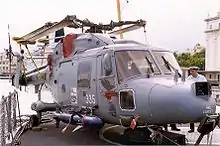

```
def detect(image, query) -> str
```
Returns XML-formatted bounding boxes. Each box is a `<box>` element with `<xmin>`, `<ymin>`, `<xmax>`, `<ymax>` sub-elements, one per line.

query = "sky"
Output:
<box><xmin>0</xmin><ymin>0</ymin><xmax>220</xmax><ymax>52</ymax></box>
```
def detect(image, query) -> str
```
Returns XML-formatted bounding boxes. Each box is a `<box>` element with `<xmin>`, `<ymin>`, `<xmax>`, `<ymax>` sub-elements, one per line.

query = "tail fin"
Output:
<box><xmin>54</xmin><ymin>28</ymin><xmax>64</xmax><ymax>43</ymax></box>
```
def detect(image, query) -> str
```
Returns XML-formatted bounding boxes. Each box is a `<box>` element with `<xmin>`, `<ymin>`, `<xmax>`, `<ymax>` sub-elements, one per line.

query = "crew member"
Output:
<box><xmin>170</xmin><ymin>124</ymin><xmax>180</xmax><ymax>131</ymax></box>
<box><xmin>187</xmin><ymin>66</ymin><xmax>207</xmax><ymax>82</ymax></box>
<box><xmin>163</xmin><ymin>124</ymin><xmax>180</xmax><ymax>131</ymax></box>
<box><xmin>187</xmin><ymin>66</ymin><xmax>207</xmax><ymax>133</ymax></box>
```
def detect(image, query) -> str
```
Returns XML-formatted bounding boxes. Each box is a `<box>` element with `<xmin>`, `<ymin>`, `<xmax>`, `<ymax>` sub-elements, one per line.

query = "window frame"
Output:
<box><xmin>119</xmin><ymin>88</ymin><xmax>136</xmax><ymax>111</ymax></box>
<box><xmin>114</xmin><ymin>50</ymin><xmax>161</xmax><ymax>84</ymax></box>
<box><xmin>101</xmin><ymin>53</ymin><xmax>113</xmax><ymax>77</ymax></box>
<box><xmin>77</xmin><ymin>61</ymin><xmax>92</xmax><ymax>89</ymax></box>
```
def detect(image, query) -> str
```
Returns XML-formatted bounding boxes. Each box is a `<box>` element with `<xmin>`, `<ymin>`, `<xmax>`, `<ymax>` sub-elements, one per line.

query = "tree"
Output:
<box><xmin>175</xmin><ymin>48</ymin><xmax>205</xmax><ymax>70</ymax></box>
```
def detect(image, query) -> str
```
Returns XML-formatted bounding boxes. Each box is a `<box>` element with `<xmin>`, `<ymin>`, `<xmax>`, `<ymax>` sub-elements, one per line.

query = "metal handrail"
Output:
<box><xmin>0</xmin><ymin>90</ymin><xmax>21</xmax><ymax>146</ymax></box>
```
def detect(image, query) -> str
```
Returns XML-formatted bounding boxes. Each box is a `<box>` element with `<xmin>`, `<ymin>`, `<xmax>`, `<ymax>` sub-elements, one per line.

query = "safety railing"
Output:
<box><xmin>0</xmin><ymin>90</ymin><xmax>21</xmax><ymax>146</ymax></box>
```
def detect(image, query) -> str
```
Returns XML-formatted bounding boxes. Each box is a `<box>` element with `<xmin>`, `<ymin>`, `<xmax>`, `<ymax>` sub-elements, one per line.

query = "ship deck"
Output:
<box><xmin>10</xmin><ymin>120</ymin><xmax>220</xmax><ymax>146</ymax></box>
<box><xmin>17</xmin><ymin>121</ymin><xmax>108</xmax><ymax>146</ymax></box>
<box><xmin>16</xmin><ymin>122</ymin><xmax>107</xmax><ymax>146</ymax></box>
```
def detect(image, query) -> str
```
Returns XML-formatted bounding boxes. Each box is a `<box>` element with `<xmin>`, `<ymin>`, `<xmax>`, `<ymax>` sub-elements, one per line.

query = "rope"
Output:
<box><xmin>143</xmin><ymin>25</ymin><xmax>148</xmax><ymax>44</ymax></box>
<box><xmin>0</xmin><ymin>90</ymin><xmax>24</xmax><ymax>146</ymax></box>
<box><xmin>12</xmin><ymin>93</ymin><xmax>17</xmax><ymax>131</ymax></box>
<box><xmin>15</xmin><ymin>91</ymin><xmax>22</xmax><ymax>127</ymax></box>
<box><xmin>0</xmin><ymin>96</ymin><xmax>6</xmax><ymax>146</ymax></box>
<box><xmin>22</xmin><ymin>45</ymin><xmax>45</xmax><ymax>82</ymax></box>
<box><xmin>24</xmin><ymin>45</ymin><xmax>40</xmax><ymax>74</ymax></box>
<box><xmin>4</xmin><ymin>94</ymin><xmax>15</xmax><ymax>146</ymax></box>
<box><xmin>147</xmin><ymin>126</ymin><xmax>181</xmax><ymax>146</ymax></box>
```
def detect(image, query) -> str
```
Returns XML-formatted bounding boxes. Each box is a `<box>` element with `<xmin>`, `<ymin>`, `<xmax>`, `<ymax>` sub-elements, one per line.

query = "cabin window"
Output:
<box><xmin>209</xmin><ymin>74</ymin><xmax>212</xmax><ymax>79</ymax></box>
<box><xmin>119</xmin><ymin>89</ymin><xmax>136</xmax><ymax>110</ymax></box>
<box><xmin>102</xmin><ymin>52</ymin><xmax>113</xmax><ymax>76</ymax></box>
<box><xmin>100</xmin><ymin>53</ymin><xmax>115</xmax><ymax>90</ymax></box>
<box><xmin>77</xmin><ymin>61</ymin><xmax>91</xmax><ymax>88</ymax></box>
<box><xmin>218</xmin><ymin>74</ymin><xmax>220</xmax><ymax>81</ymax></box>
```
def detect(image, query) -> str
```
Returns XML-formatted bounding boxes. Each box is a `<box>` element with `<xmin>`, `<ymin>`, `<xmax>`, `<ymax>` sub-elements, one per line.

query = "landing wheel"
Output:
<box><xmin>29</xmin><ymin>114</ymin><xmax>40</xmax><ymax>128</ymax></box>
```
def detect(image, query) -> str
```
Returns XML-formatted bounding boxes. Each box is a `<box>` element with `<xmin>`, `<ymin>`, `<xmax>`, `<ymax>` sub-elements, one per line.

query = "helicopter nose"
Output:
<box><xmin>149</xmin><ymin>81</ymin><xmax>216</xmax><ymax>124</ymax></box>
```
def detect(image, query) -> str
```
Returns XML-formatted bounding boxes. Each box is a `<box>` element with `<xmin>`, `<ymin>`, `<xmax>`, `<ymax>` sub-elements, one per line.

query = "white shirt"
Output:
<box><xmin>187</xmin><ymin>74</ymin><xmax>207</xmax><ymax>82</ymax></box>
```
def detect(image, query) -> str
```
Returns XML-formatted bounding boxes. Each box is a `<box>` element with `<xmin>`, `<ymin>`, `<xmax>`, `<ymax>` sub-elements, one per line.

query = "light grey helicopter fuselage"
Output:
<box><xmin>44</xmin><ymin>33</ymin><xmax>216</xmax><ymax>126</ymax></box>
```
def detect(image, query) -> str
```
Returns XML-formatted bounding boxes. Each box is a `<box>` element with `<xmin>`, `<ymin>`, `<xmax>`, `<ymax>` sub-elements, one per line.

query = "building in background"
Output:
<box><xmin>185</xmin><ymin>43</ymin><xmax>205</xmax><ymax>55</ymax></box>
<box><xmin>182</xmin><ymin>12</ymin><xmax>220</xmax><ymax>101</ymax></box>
<box><xmin>0</xmin><ymin>52</ymin><xmax>17</xmax><ymax>76</ymax></box>
<box><xmin>195</xmin><ymin>11</ymin><xmax>220</xmax><ymax>87</ymax></box>
<box><xmin>204</xmin><ymin>11</ymin><xmax>220</xmax><ymax>71</ymax></box>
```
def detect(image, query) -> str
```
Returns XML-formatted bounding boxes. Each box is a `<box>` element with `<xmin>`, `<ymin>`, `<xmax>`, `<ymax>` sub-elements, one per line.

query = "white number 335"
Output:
<box><xmin>86</xmin><ymin>94</ymin><xmax>96</xmax><ymax>104</ymax></box>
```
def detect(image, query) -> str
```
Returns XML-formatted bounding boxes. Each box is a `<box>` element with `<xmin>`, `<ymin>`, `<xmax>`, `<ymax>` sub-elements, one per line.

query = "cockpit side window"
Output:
<box><xmin>77</xmin><ymin>61</ymin><xmax>91</xmax><ymax>88</ymax></box>
<box><xmin>100</xmin><ymin>52</ymin><xmax>115</xmax><ymax>90</ymax></box>
<box><xmin>102</xmin><ymin>52</ymin><xmax>113</xmax><ymax>76</ymax></box>
<box><xmin>119</xmin><ymin>89</ymin><xmax>136</xmax><ymax>111</ymax></box>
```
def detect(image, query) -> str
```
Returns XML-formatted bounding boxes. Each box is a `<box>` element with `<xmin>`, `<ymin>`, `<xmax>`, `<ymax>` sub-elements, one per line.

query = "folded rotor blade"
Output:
<box><xmin>108</xmin><ymin>24</ymin><xmax>144</xmax><ymax>35</ymax></box>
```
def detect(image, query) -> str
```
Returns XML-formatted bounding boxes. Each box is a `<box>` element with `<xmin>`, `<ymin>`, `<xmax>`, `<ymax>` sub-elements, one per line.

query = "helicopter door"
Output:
<box><xmin>97</xmin><ymin>53</ymin><xmax>118</xmax><ymax>120</ymax></box>
<box><xmin>77</xmin><ymin>58</ymin><xmax>97</xmax><ymax>108</ymax></box>
<box><xmin>57</xmin><ymin>60</ymin><xmax>75</xmax><ymax>105</ymax></box>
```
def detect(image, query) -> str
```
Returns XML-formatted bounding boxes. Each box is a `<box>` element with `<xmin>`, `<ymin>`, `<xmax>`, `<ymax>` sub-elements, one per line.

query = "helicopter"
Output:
<box><xmin>10</xmin><ymin>15</ymin><xmax>220</xmax><ymax>145</ymax></box>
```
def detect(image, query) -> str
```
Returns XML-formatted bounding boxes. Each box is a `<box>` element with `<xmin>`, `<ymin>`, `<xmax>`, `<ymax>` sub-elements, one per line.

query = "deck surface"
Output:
<box><xmin>17</xmin><ymin>121</ymin><xmax>220</xmax><ymax>146</ymax></box>
<box><xmin>19</xmin><ymin>122</ymin><xmax>108</xmax><ymax>146</ymax></box>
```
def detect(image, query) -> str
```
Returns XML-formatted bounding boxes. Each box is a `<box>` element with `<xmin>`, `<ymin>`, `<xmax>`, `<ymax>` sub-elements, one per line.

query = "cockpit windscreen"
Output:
<box><xmin>115</xmin><ymin>50</ymin><xmax>160</xmax><ymax>83</ymax></box>
<box><xmin>152</xmin><ymin>51</ymin><xmax>182</xmax><ymax>75</ymax></box>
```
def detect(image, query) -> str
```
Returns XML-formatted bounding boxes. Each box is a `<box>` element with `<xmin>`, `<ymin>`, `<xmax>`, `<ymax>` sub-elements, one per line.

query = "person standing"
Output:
<box><xmin>170</xmin><ymin>124</ymin><xmax>180</xmax><ymax>131</ymax></box>
<box><xmin>187</xmin><ymin>66</ymin><xmax>207</xmax><ymax>133</ymax></box>
<box><xmin>163</xmin><ymin>124</ymin><xmax>180</xmax><ymax>131</ymax></box>
<box><xmin>187</xmin><ymin>67</ymin><xmax>207</xmax><ymax>82</ymax></box>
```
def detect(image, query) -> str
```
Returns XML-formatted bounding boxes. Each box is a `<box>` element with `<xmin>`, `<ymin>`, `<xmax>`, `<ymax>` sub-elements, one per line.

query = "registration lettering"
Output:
<box><xmin>86</xmin><ymin>94</ymin><xmax>96</xmax><ymax>104</ymax></box>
